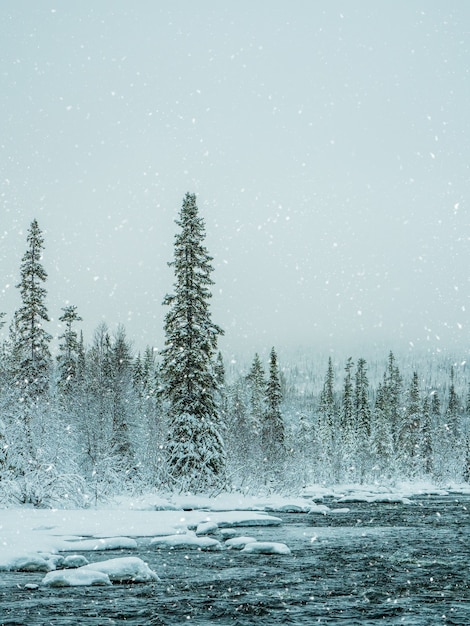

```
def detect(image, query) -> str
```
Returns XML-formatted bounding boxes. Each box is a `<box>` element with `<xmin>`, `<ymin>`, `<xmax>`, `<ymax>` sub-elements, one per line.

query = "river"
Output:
<box><xmin>1</xmin><ymin>494</ymin><xmax>469</xmax><ymax>625</ymax></box>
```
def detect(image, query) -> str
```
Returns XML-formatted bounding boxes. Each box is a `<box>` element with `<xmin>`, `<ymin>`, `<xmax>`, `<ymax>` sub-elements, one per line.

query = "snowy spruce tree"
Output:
<box><xmin>318</xmin><ymin>357</ymin><xmax>337</xmax><ymax>480</ymax></box>
<box><xmin>247</xmin><ymin>353</ymin><xmax>266</xmax><ymax>432</ymax></box>
<box><xmin>262</xmin><ymin>347</ymin><xmax>285</xmax><ymax>480</ymax></box>
<box><xmin>6</xmin><ymin>220</ymin><xmax>53</xmax><ymax>470</ymax></box>
<box><xmin>160</xmin><ymin>193</ymin><xmax>226</xmax><ymax>492</ymax></box>
<box><xmin>57</xmin><ymin>305</ymin><xmax>83</xmax><ymax>398</ymax></box>
<box><xmin>13</xmin><ymin>219</ymin><xmax>52</xmax><ymax>400</ymax></box>
<box><xmin>110</xmin><ymin>325</ymin><xmax>135</xmax><ymax>468</ymax></box>
<box><xmin>401</xmin><ymin>371</ymin><xmax>422</xmax><ymax>476</ymax></box>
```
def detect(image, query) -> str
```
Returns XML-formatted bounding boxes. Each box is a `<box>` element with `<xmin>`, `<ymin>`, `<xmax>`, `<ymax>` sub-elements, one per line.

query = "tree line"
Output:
<box><xmin>1</xmin><ymin>195</ymin><xmax>469</xmax><ymax>506</ymax></box>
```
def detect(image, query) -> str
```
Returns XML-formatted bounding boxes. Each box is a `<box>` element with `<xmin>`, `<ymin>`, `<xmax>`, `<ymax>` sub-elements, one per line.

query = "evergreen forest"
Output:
<box><xmin>1</xmin><ymin>195</ymin><xmax>470</xmax><ymax>507</ymax></box>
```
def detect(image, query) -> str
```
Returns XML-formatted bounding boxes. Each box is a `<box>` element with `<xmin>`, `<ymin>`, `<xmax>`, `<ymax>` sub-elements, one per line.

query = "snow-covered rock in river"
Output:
<box><xmin>219</xmin><ymin>528</ymin><xmax>238</xmax><ymax>539</ymax></box>
<box><xmin>307</xmin><ymin>504</ymin><xmax>330</xmax><ymax>515</ymax></box>
<box><xmin>264</xmin><ymin>502</ymin><xmax>311</xmax><ymax>513</ymax></box>
<box><xmin>81</xmin><ymin>556</ymin><xmax>159</xmax><ymax>583</ymax></box>
<box><xmin>43</xmin><ymin>568</ymin><xmax>112</xmax><ymax>587</ymax></box>
<box><xmin>241</xmin><ymin>542</ymin><xmax>292</xmax><ymax>555</ymax></box>
<box><xmin>195</xmin><ymin>521</ymin><xmax>219</xmax><ymax>536</ymax></box>
<box><xmin>63</xmin><ymin>554</ymin><xmax>89</xmax><ymax>568</ymax></box>
<box><xmin>150</xmin><ymin>532</ymin><xmax>222</xmax><ymax>551</ymax></box>
<box><xmin>0</xmin><ymin>553</ymin><xmax>53</xmax><ymax>572</ymax></box>
<box><xmin>225</xmin><ymin>536</ymin><xmax>257</xmax><ymax>550</ymax></box>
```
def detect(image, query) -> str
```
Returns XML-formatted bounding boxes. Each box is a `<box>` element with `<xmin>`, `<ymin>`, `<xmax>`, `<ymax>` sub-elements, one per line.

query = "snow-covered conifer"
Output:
<box><xmin>160</xmin><ymin>193</ymin><xmax>225</xmax><ymax>492</ymax></box>
<box><xmin>354</xmin><ymin>358</ymin><xmax>371</xmax><ymax>438</ymax></box>
<box><xmin>421</xmin><ymin>394</ymin><xmax>433</xmax><ymax>475</ymax></box>
<box><xmin>318</xmin><ymin>357</ymin><xmax>336</xmax><ymax>448</ymax></box>
<box><xmin>371</xmin><ymin>378</ymin><xmax>394</xmax><ymax>479</ymax></box>
<box><xmin>445</xmin><ymin>366</ymin><xmax>460</xmax><ymax>438</ymax></box>
<box><xmin>13</xmin><ymin>219</ymin><xmax>52</xmax><ymax>400</ymax></box>
<box><xmin>353</xmin><ymin>357</ymin><xmax>371</xmax><ymax>481</ymax></box>
<box><xmin>247</xmin><ymin>353</ymin><xmax>266</xmax><ymax>431</ymax></box>
<box><xmin>400</xmin><ymin>371</ymin><xmax>422</xmax><ymax>476</ymax></box>
<box><xmin>111</xmin><ymin>325</ymin><xmax>134</xmax><ymax>465</ymax></box>
<box><xmin>340</xmin><ymin>357</ymin><xmax>354</xmax><ymax>436</ymax></box>
<box><xmin>57</xmin><ymin>305</ymin><xmax>82</xmax><ymax>398</ymax></box>
<box><xmin>385</xmin><ymin>351</ymin><xmax>403</xmax><ymax>453</ymax></box>
<box><xmin>263</xmin><ymin>347</ymin><xmax>285</xmax><ymax>476</ymax></box>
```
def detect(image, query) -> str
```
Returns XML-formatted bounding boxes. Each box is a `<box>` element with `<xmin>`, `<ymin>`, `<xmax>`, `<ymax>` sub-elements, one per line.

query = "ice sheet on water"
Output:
<box><xmin>61</xmin><ymin>536</ymin><xmax>137</xmax><ymax>551</ymax></box>
<box><xmin>337</xmin><ymin>493</ymin><xmax>412</xmax><ymax>504</ymax></box>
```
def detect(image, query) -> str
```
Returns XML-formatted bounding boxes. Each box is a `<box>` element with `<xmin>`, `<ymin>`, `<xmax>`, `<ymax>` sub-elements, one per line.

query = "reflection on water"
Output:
<box><xmin>1</xmin><ymin>495</ymin><xmax>469</xmax><ymax>625</ymax></box>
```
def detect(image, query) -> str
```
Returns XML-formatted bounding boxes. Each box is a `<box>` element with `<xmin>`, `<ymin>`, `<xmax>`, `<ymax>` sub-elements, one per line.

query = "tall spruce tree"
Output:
<box><xmin>445</xmin><ymin>366</ymin><xmax>460</xmax><ymax>438</ymax></box>
<box><xmin>318</xmin><ymin>357</ymin><xmax>336</xmax><ymax>446</ymax></box>
<box><xmin>354</xmin><ymin>358</ymin><xmax>371</xmax><ymax>438</ymax></box>
<box><xmin>421</xmin><ymin>394</ymin><xmax>433</xmax><ymax>475</ymax></box>
<box><xmin>110</xmin><ymin>325</ymin><xmax>134</xmax><ymax>466</ymax></box>
<box><xmin>14</xmin><ymin>219</ymin><xmax>52</xmax><ymax>400</ymax></box>
<box><xmin>354</xmin><ymin>357</ymin><xmax>371</xmax><ymax>481</ymax></box>
<box><xmin>384</xmin><ymin>351</ymin><xmax>403</xmax><ymax>454</ymax></box>
<box><xmin>247</xmin><ymin>353</ymin><xmax>266</xmax><ymax>434</ymax></box>
<box><xmin>371</xmin><ymin>378</ymin><xmax>394</xmax><ymax>478</ymax></box>
<box><xmin>160</xmin><ymin>193</ymin><xmax>225</xmax><ymax>492</ymax></box>
<box><xmin>318</xmin><ymin>357</ymin><xmax>337</xmax><ymax>481</ymax></box>
<box><xmin>263</xmin><ymin>347</ymin><xmax>285</xmax><ymax>474</ymax></box>
<box><xmin>401</xmin><ymin>371</ymin><xmax>421</xmax><ymax>475</ymax></box>
<box><xmin>341</xmin><ymin>358</ymin><xmax>354</xmax><ymax>430</ymax></box>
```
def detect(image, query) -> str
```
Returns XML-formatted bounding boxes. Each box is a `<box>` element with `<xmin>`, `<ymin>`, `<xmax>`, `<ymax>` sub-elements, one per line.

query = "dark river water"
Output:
<box><xmin>1</xmin><ymin>494</ymin><xmax>469</xmax><ymax>625</ymax></box>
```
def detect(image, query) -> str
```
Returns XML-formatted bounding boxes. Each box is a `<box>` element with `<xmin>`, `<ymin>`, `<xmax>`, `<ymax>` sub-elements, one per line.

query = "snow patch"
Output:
<box><xmin>150</xmin><ymin>532</ymin><xmax>222</xmax><ymax>551</ymax></box>
<box><xmin>241</xmin><ymin>541</ymin><xmax>291</xmax><ymax>555</ymax></box>
<box><xmin>61</xmin><ymin>537</ymin><xmax>137</xmax><ymax>551</ymax></box>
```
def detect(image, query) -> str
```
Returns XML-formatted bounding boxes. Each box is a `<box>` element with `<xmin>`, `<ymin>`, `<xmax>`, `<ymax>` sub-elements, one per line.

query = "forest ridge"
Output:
<box><xmin>1</xmin><ymin>194</ymin><xmax>469</xmax><ymax>506</ymax></box>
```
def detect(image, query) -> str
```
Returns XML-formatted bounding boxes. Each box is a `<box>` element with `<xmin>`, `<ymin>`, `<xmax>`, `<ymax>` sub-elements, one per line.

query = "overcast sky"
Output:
<box><xmin>1</xmin><ymin>1</ymin><xmax>469</xmax><ymax>361</ymax></box>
